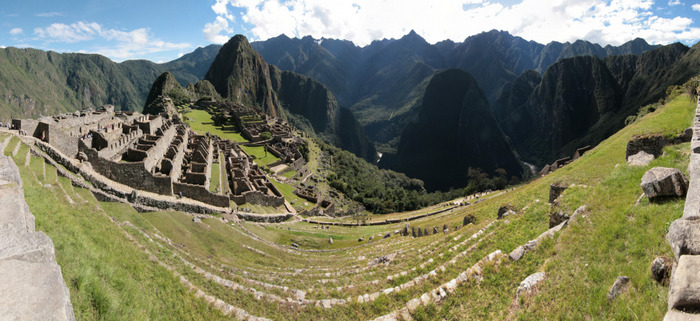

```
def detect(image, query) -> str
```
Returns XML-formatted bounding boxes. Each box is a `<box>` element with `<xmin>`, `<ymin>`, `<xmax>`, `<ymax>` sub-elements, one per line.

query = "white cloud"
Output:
<box><xmin>207</xmin><ymin>0</ymin><xmax>700</xmax><ymax>47</ymax></box>
<box><xmin>34</xmin><ymin>21</ymin><xmax>101</xmax><ymax>42</ymax></box>
<box><xmin>693</xmin><ymin>4</ymin><xmax>700</xmax><ymax>11</ymax></box>
<box><xmin>9</xmin><ymin>28</ymin><xmax>22</xmax><ymax>35</ymax></box>
<box><xmin>203</xmin><ymin>16</ymin><xmax>233</xmax><ymax>44</ymax></box>
<box><xmin>34</xmin><ymin>21</ymin><xmax>190</xmax><ymax>61</ymax></box>
<box><xmin>668</xmin><ymin>0</ymin><xmax>681</xmax><ymax>6</ymax></box>
<box><xmin>35</xmin><ymin>12</ymin><xmax>63</xmax><ymax>17</ymax></box>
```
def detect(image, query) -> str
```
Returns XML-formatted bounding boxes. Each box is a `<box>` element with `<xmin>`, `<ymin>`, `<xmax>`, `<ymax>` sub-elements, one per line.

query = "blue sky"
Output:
<box><xmin>2</xmin><ymin>0</ymin><xmax>700</xmax><ymax>63</ymax></box>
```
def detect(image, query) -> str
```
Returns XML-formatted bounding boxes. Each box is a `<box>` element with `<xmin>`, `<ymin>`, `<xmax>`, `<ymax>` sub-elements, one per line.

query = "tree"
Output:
<box><xmin>260</xmin><ymin>131</ymin><xmax>273</xmax><ymax>140</ymax></box>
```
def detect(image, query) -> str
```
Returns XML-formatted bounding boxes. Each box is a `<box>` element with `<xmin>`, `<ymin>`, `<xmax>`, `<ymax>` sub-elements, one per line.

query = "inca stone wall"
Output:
<box><xmin>665</xmin><ymin>96</ymin><xmax>700</xmax><ymax>320</ymax></box>
<box><xmin>0</xmin><ymin>154</ymin><xmax>75</xmax><ymax>320</ymax></box>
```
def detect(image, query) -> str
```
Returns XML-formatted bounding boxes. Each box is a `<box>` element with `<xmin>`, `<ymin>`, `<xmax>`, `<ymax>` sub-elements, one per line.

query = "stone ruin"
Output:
<box><xmin>10</xmin><ymin>104</ymin><xmax>298</xmax><ymax>210</ymax></box>
<box><xmin>538</xmin><ymin>145</ymin><xmax>591</xmax><ymax>176</ymax></box>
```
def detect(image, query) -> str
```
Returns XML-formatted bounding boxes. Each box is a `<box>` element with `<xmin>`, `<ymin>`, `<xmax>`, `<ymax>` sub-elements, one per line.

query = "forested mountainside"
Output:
<box><xmin>252</xmin><ymin>30</ymin><xmax>658</xmax><ymax>150</ymax></box>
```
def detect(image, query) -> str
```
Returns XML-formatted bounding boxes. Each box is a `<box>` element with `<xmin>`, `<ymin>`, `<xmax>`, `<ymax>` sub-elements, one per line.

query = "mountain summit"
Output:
<box><xmin>205</xmin><ymin>35</ymin><xmax>377</xmax><ymax>162</ymax></box>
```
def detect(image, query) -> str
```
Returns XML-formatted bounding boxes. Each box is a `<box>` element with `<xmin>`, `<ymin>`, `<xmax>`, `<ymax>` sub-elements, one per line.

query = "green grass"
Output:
<box><xmin>182</xmin><ymin>109</ymin><xmax>247</xmax><ymax>143</ymax></box>
<box><xmin>209</xmin><ymin>162</ymin><xmax>220</xmax><ymax>193</ymax></box>
<box><xmin>281</xmin><ymin>169</ymin><xmax>297</xmax><ymax>178</ymax></box>
<box><xmin>240</xmin><ymin>145</ymin><xmax>280</xmax><ymax>167</ymax></box>
<box><xmin>269</xmin><ymin>178</ymin><xmax>315</xmax><ymax>210</ymax></box>
<box><xmin>18</xmin><ymin>151</ymin><xmax>226</xmax><ymax>320</ymax></box>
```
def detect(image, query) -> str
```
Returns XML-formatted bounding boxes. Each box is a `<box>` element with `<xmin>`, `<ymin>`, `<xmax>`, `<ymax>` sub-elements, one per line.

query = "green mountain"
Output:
<box><xmin>495</xmin><ymin>42</ymin><xmax>697</xmax><ymax>166</ymax></box>
<box><xmin>0</xmin><ymin>44</ymin><xmax>220</xmax><ymax>121</ymax></box>
<box><xmin>379</xmin><ymin>69</ymin><xmax>521</xmax><ymax>191</ymax></box>
<box><xmin>205</xmin><ymin>35</ymin><xmax>377</xmax><ymax>162</ymax></box>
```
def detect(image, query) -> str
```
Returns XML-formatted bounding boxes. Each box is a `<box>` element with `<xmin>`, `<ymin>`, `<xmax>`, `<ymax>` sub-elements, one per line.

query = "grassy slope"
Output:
<box><xmin>8</xmin><ymin>147</ymin><xmax>225</xmax><ymax>320</ymax></box>
<box><xmin>2</xmin><ymin>91</ymin><xmax>692</xmax><ymax>320</ymax></box>
<box><xmin>420</xmin><ymin>93</ymin><xmax>695</xmax><ymax>320</ymax></box>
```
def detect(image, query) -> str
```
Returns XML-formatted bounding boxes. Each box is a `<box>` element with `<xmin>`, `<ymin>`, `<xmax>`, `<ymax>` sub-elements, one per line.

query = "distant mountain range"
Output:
<box><xmin>2</xmin><ymin>30</ymin><xmax>700</xmax><ymax>191</ymax></box>
<box><xmin>251</xmin><ymin>30</ymin><xmax>660</xmax><ymax>151</ymax></box>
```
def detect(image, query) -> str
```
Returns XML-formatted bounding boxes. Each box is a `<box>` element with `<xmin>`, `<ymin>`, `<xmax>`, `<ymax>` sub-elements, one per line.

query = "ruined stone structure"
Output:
<box><xmin>12</xmin><ymin>105</ymin><xmax>295</xmax><ymax>210</ymax></box>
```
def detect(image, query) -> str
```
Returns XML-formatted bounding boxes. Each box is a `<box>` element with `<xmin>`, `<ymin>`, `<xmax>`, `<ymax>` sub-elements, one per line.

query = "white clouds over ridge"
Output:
<box><xmin>205</xmin><ymin>0</ymin><xmax>700</xmax><ymax>46</ymax></box>
<box><xmin>34</xmin><ymin>22</ymin><xmax>190</xmax><ymax>61</ymax></box>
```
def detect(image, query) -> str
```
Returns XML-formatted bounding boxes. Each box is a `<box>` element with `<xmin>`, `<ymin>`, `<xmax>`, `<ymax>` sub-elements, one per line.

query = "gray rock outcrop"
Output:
<box><xmin>641</xmin><ymin>167</ymin><xmax>688</xmax><ymax>200</ymax></box>
<box><xmin>0</xmin><ymin>155</ymin><xmax>75</xmax><ymax>320</ymax></box>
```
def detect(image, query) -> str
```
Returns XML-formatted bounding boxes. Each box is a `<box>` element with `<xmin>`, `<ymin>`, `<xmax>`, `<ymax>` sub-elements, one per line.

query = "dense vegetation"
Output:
<box><xmin>322</xmin><ymin>143</ymin><xmax>463</xmax><ymax>213</ymax></box>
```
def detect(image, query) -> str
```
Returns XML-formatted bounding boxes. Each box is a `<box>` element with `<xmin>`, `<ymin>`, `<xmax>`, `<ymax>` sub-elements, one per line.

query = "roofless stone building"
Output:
<box><xmin>11</xmin><ymin>105</ymin><xmax>296</xmax><ymax>209</ymax></box>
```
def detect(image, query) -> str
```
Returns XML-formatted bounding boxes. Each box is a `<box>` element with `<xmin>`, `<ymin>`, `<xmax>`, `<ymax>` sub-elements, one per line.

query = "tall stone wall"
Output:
<box><xmin>0</xmin><ymin>154</ymin><xmax>75</xmax><ymax>320</ymax></box>
<box><xmin>666</xmin><ymin>96</ymin><xmax>700</xmax><ymax>319</ymax></box>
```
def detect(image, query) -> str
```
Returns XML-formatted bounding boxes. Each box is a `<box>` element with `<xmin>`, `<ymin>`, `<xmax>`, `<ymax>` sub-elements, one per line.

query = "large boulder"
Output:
<box><xmin>668</xmin><ymin>217</ymin><xmax>700</xmax><ymax>258</ymax></box>
<box><xmin>641</xmin><ymin>167</ymin><xmax>688</xmax><ymax>200</ymax></box>
<box><xmin>668</xmin><ymin>255</ymin><xmax>700</xmax><ymax>310</ymax></box>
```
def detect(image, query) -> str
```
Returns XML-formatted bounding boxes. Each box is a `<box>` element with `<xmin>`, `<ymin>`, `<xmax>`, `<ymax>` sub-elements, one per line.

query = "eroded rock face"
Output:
<box><xmin>549</xmin><ymin>211</ymin><xmax>570</xmax><ymax>228</ymax></box>
<box><xmin>641</xmin><ymin>167</ymin><xmax>688</xmax><ymax>200</ymax></box>
<box><xmin>549</xmin><ymin>184</ymin><xmax>568</xmax><ymax>203</ymax></box>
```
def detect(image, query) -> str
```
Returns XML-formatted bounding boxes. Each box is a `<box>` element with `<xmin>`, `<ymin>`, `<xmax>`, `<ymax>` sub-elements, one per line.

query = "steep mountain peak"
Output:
<box><xmin>380</xmin><ymin>68</ymin><xmax>522</xmax><ymax>190</ymax></box>
<box><xmin>204</xmin><ymin>34</ymin><xmax>281</xmax><ymax>116</ymax></box>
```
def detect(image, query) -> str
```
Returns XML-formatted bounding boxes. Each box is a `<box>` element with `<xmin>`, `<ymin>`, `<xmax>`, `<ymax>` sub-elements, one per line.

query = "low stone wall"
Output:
<box><xmin>233</xmin><ymin>190</ymin><xmax>285</xmax><ymax>208</ymax></box>
<box><xmin>173</xmin><ymin>182</ymin><xmax>230</xmax><ymax>208</ymax></box>
<box><xmin>626</xmin><ymin>129</ymin><xmax>692</xmax><ymax>160</ymax></box>
<box><xmin>236</xmin><ymin>212</ymin><xmax>294</xmax><ymax>223</ymax></box>
<box><xmin>304</xmin><ymin>205</ymin><xmax>458</xmax><ymax>227</ymax></box>
<box><xmin>0</xmin><ymin>154</ymin><xmax>75</xmax><ymax>320</ymax></box>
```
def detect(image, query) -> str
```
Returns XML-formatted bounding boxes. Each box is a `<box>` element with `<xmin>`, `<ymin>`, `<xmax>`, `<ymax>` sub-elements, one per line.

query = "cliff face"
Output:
<box><xmin>496</xmin><ymin>43</ymin><xmax>695</xmax><ymax>166</ymax></box>
<box><xmin>204</xmin><ymin>35</ymin><xmax>377</xmax><ymax>162</ymax></box>
<box><xmin>380</xmin><ymin>69</ymin><xmax>521</xmax><ymax>191</ymax></box>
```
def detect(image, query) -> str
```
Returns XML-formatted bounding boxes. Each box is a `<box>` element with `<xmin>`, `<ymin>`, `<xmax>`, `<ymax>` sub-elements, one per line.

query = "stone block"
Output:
<box><xmin>668</xmin><ymin>218</ymin><xmax>700</xmax><ymax>258</ymax></box>
<box><xmin>668</xmin><ymin>255</ymin><xmax>700</xmax><ymax>310</ymax></box>
<box><xmin>641</xmin><ymin>167</ymin><xmax>688</xmax><ymax>200</ymax></box>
